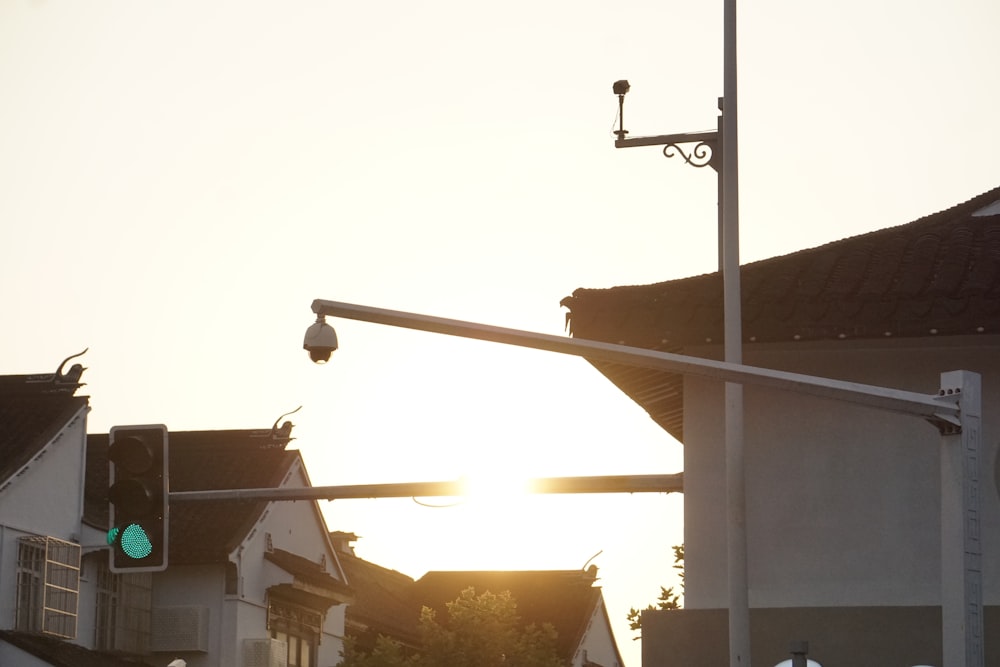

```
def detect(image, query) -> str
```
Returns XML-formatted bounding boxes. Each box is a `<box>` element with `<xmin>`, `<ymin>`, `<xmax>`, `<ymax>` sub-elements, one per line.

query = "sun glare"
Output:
<box><xmin>460</xmin><ymin>470</ymin><xmax>531</xmax><ymax>500</ymax></box>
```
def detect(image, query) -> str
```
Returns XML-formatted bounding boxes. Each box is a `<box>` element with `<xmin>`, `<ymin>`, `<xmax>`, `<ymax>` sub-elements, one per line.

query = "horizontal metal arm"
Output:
<box><xmin>311</xmin><ymin>299</ymin><xmax>960</xmax><ymax>422</ymax></box>
<box><xmin>615</xmin><ymin>129</ymin><xmax>718</xmax><ymax>149</ymax></box>
<box><xmin>170</xmin><ymin>473</ymin><xmax>684</xmax><ymax>503</ymax></box>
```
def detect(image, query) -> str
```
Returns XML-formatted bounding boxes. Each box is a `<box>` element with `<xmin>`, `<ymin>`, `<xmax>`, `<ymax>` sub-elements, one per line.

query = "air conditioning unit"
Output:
<box><xmin>243</xmin><ymin>638</ymin><xmax>288</xmax><ymax>667</ymax></box>
<box><xmin>151</xmin><ymin>606</ymin><xmax>209</xmax><ymax>653</ymax></box>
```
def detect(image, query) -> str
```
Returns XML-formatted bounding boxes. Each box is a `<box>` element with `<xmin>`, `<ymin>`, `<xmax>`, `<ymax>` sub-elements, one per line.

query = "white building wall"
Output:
<box><xmin>223</xmin><ymin>594</ymin><xmax>266</xmax><ymax>667</ymax></box>
<box><xmin>228</xmin><ymin>460</ymin><xmax>347</xmax><ymax>667</ymax></box>
<box><xmin>572</xmin><ymin>597</ymin><xmax>622</xmax><ymax>667</ymax></box>
<box><xmin>0</xmin><ymin>408</ymin><xmax>88</xmax><ymax>538</ymax></box>
<box><xmin>0</xmin><ymin>407</ymin><xmax>88</xmax><ymax>633</ymax></box>
<box><xmin>74</xmin><ymin>553</ymin><xmax>104</xmax><ymax>649</ymax></box>
<box><xmin>152</xmin><ymin>564</ymin><xmax>225</xmax><ymax>666</ymax></box>
<box><xmin>147</xmin><ymin>482</ymin><xmax>347</xmax><ymax>666</ymax></box>
<box><xmin>682</xmin><ymin>335</ymin><xmax>1000</xmax><ymax>610</ymax></box>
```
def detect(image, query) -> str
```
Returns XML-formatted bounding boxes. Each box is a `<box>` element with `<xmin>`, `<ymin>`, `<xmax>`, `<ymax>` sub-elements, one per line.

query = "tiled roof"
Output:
<box><xmin>86</xmin><ymin>427</ymin><xmax>299</xmax><ymax>564</ymax></box>
<box><xmin>332</xmin><ymin>538</ymin><xmax>422</xmax><ymax>649</ymax></box>
<box><xmin>0</xmin><ymin>630</ymin><xmax>157</xmax><ymax>667</ymax></box>
<box><xmin>414</xmin><ymin>569</ymin><xmax>607</xmax><ymax>664</ymax></box>
<box><xmin>561</xmin><ymin>185</ymin><xmax>1000</xmax><ymax>442</ymax></box>
<box><xmin>265</xmin><ymin>547</ymin><xmax>353</xmax><ymax>599</ymax></box>
<box><xmin>0</xmin><ymin>362</ymin><xmax>88</xmax><ymax>490</ymax></box>
<box><xmin>331</xmin><ymin>535</ymin><xmax>615</xmax><ymax>664</ymax></box>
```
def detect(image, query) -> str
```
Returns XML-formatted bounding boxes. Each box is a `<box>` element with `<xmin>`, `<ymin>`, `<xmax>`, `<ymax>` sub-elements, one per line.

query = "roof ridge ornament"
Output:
<box><xmin>269</xmin><ymin>406</ymin><xmax>301</xmax><ymax>442</ymax></box>
<box><xmin>55</xmin><ymin>347</ymin><xmax>88</xmax><ymax>380</ymax></box>
<box><xmin>23</xmin><ymin>347</ymin><xmax>89</xmax><ymax>390</ymax></box>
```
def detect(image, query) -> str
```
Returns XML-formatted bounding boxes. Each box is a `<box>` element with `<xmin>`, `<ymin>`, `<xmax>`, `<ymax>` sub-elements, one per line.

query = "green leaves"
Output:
<box><xmin>341</xmin><ymin>587</ymin><xmax>566</xmax><ymax>667</ymax></box>
<box><xmin>627</xmin><ymin>544</ymin><xmax>684</xmax><ymax>639</ymax></box>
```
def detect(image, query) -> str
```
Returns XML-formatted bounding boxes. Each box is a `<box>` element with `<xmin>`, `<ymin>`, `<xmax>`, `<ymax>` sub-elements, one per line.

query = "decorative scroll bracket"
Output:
<box><xmin>663</xmin><ymin>139</ymin><xmax>717</xmax><ymax>170</ymax></box>
<box><xmin>615</xmin><ymin>129</ymin><xmax>720</xmax><ymax>172</ymax></box>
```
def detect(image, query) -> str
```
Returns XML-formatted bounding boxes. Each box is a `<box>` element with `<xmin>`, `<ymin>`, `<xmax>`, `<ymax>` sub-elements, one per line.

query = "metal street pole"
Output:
<box><xmin>722</xmin><ymin>0</ymin><xmax>749</xmax><ymax>664</ymax></box>
<box><xmin>307</xmin><ymin>299</ymin><xmax>982</xmax><ymax>666</ymax></box>
<box><xmin>611</xmin><ymin>2</ymin><xmax>746</xmax><ymax>659</ymax></box>
<box><xmin>940</xmin><ymin>370</ymin><xmax>984</xmax><ymax>667</ymax></box>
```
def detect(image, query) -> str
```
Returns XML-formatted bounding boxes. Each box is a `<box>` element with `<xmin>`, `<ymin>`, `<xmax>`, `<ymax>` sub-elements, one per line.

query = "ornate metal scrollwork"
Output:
<box><xmin>663</xmin><ymin>140</ymin><xmax>716</xmax><ymax>169</ymax></box>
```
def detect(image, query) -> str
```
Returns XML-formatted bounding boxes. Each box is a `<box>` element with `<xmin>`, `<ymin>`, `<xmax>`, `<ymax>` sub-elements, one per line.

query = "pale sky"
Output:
<box><xmin>2</xmin><ymin>2</ymin><xmax>998</xmax><ymax>666</ymax></box>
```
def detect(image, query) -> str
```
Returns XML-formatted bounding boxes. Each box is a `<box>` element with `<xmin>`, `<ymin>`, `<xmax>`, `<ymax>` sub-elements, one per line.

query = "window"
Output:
<box><xmin>15</xmin><ymin>536</ymin><xmax>81</xmax><ymax>639</ymax></box>
<box><xmin>268</xmin><ymin>598</ymin><xmax>321</xmax><ymax>667</ymax></box>
<box><xmin>95</xmin><ymin>555</ymin><xmax>152</xmax><ymax>653</ymax></box>
<box><xmin>225</xmin><ymin>561</ymin><xmax>239</xmax><ymax>595</ymax></box>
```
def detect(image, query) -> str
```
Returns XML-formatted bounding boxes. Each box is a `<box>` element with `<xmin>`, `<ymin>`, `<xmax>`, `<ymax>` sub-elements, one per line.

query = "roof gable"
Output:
<box><xmin>0</xmin><ymin>359</ymin><xmax>88</xmax><ymax>491</ymax></box>
<box><xmin>561</xmin><ymin>185</ymin><xmax>1000</xmax><ymax>442</ymax></box>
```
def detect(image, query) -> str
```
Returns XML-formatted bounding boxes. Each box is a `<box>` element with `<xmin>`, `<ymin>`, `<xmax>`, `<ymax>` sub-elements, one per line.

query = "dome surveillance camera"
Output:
<box><xmin>303</xmin><ymin>318</ymin><xmax>338</xmax><ymax>364</ymax></box>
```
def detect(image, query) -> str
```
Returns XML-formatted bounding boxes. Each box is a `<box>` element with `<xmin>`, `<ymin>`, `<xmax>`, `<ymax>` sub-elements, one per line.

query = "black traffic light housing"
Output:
<box><xmin>107</xmin><ymin>424</ymin><xmax>169</xmax><ymax>573</ymax></box>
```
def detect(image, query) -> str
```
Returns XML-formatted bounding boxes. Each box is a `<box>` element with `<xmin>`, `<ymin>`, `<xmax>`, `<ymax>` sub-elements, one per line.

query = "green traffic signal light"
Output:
<box><xmin>108</xmin><ymin>425</ymin><xmax>168</xmax><ymax>573</ymax></box>
<box><xmin>110</xmin><ymin>523</ymin><xmax>154</xmax><ymax>559</ymax></box>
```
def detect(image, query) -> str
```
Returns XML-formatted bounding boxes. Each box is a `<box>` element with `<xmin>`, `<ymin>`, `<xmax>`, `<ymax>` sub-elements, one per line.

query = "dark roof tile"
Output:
<box><xmin>332</xmin><ymin>542</ymin><xmax>422</xmax><ymax>648</ymax></box>
<box><xmin>0</xmin><ymin>369</ymin><xmax>88</xmax><ymax>490</ymax></box>
<box><xmin>332</xmin><ymin>540</ymin><xmax>619</xmax><ymax>665</ymax></box>
<box><xmin>0</xmin><ymin>630</ymin><xmax>157</xmax><ymax>667</ymax></box>
<box><xmin>265</xmin><ymin>548</ymin><xmax>352</xmax><ymax>595</ymax></box>
<box><xmin>562</xmin><ymin>185</ymin><xmax>1000</xmax><ymax>442</ymax></box>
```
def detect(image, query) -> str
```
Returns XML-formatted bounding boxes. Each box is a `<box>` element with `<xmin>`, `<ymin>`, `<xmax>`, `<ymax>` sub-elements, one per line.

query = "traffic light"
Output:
<box><xmin>107</xmin><ymin>424</ymin><xmax>168</xmax><ymax>573</ymax></box>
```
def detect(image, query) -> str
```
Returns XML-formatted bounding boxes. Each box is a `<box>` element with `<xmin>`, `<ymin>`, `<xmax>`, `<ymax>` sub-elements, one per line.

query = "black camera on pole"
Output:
<box><xmin>107</xmin><ymin>424</ymin><xmax>168</xmax><ymax>572</ymax></box>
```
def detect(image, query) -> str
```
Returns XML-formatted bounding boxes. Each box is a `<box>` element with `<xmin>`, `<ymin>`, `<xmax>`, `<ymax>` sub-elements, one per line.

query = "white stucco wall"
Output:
<box><xmin>152</xmin><ymin>563</ymin><xmax>226</xmax><ymax>666</ymax></box>
<box><xmin>0</xmin><ymin>407</ymin><xmax>88</xmax><ymax>539</ymax></box>
<box><xmin>228</xmin><ymin>458</ymin><xmax>347</xmax><ymax>667</ymax></box>
<box><xmin>572</xmin><ymin>597</ymin><xmax>623</xmax><ymax>667</ymax></box>
<box><xmin>682</xmin><ymin>335</ymin><xmax>1000</xmax><ymax>610</ymax></box>
<box><xmin>0</xmin><ymin>407</ymin><xmax>88</xmax><ymax>632</ymax></box>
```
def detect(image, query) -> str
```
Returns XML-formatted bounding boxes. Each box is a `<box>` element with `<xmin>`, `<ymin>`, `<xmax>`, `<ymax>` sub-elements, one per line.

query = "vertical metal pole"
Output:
<box><xmin>717</xmin><ymin>100</ymin><xmax>724</xmax><ymax>272</ymax></box>
<box><xmin>722</xmin><ymin>0</ymin><xmax>749</xmax><ymax>666</ymax></box>
<box><xmin>940</xmin><ymin>370</ymin><xmax>983</xmax><ymax>667</ymax></box>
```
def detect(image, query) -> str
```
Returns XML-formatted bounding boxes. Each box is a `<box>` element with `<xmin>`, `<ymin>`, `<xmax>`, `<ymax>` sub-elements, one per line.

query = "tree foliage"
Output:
<box><xmin>340</xmin><ymin>587</ymin><xmax>566</xmax><ymax>667</ymax></box>
<box><xmin>627</xmin><ymin>544</ymin><xmax>684</xmax><ymax>640</ymax></box>
<box><xmin>340</xmin><ymin>634</ymin><xmax>413</xmax><ymax>667</ymax></box>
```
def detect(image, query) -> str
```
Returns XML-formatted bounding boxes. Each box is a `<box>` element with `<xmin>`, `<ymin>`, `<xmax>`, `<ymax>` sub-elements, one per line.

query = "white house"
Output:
<box><xmin>560</xmin><ymin>185</ymin><xmax>1000</xmax><ymax>666</ymax></box>
<box><xmin>0</xmin><ymin>358</ymin><xmax>352</xmax><ymax>667</ymax></box>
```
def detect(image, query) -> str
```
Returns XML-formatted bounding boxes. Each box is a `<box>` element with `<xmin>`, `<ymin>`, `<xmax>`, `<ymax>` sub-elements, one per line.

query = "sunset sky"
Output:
<box><xmin>3</xmin><ymin>1</ymin><xmax>999</xmax><ymax>665</ymax></box>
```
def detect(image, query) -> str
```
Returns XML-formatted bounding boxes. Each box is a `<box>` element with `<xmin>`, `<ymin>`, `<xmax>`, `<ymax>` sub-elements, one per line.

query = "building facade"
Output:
<box><xmin>561</xmin><ymin>186</ymin><xmax>1000</xmax><ymax>666</ymax></box>
<box><xmin>0</xmin><ymin>359</ymin><xmax>351</xmax><ymax>667</ymax></box>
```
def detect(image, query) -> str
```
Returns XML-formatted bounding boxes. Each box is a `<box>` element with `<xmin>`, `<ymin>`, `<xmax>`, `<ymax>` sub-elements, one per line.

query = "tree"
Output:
<box><xmin>627</xmin><ymin>544</ymin><xmax>684</xmax><ymax>639</ymax></box>
<box><xmin>340</xmin><ymin>635</ymin><xmax>414</xmax><ymax>667</ymax></box>
<box><xmin>340</xmin><ymin>587</ymin><xmax>566</xmax><ymax>667</ymax></box>
<box><xmin>420</xmin><ymin>587</ymin><xmax>564</xmax><ymax>667</ymax></box>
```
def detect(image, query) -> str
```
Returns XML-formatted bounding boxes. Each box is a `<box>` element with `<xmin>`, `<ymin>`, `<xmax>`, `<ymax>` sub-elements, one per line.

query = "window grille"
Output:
<box><xmin>95</xmin><ymin>556</ymin><xmax>152</xmax><ymax>653</ymax></box>
<box><xmin>16</xmin><ymin>536</ymin><xmax>81</xmax><ymax>639</ymax></box>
